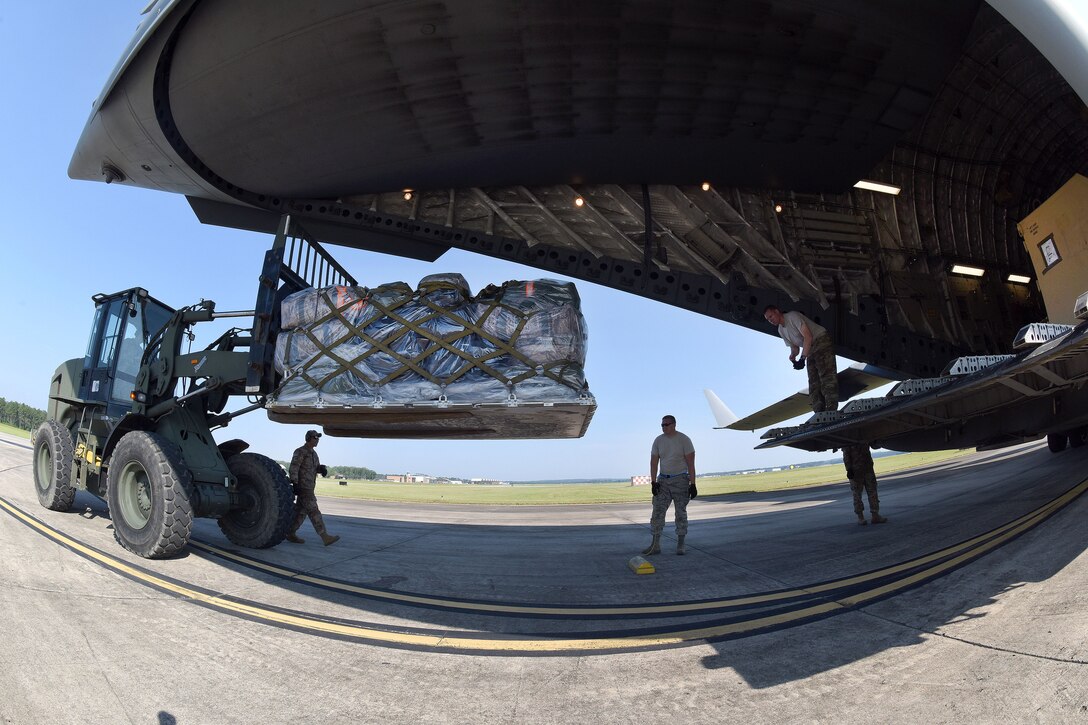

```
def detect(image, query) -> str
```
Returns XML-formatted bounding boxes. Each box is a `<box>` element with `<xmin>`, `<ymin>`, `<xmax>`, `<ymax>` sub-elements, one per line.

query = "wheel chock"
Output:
<box><xmin>627</xmin><ymin>555</ymin><xmax>655</xmax><ymax>575</ymax></box>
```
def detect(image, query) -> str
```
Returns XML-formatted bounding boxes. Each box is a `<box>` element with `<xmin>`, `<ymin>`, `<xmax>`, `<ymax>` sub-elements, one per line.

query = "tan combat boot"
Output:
<box><xmin>285</xmin><ymin>533</ymin><xmax>305</xmax><ymax>544</ymax></box>
<box><xmin>676</xmin><ymin>534</ymin><xmax>686</xmax><ymax>555</ymax></box>
<box><xmin>641</xmin><ymin>534</ymin><xmax>661</xmax><ymax>556</ymax></box>
<box><xmin>872</xmin><ymin>515</ymin><xmax>888</xmax><ymax>524</ymax></box>
<box><xmin>321</xmin><ymin>532</ymin><xmax>340</xmax><ymax>546</ymax></box>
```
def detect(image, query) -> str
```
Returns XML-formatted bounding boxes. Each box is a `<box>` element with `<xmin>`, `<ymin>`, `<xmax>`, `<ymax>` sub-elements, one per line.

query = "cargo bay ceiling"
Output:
<box><xmin>69</xmin><ymin>0</ymin><xmax>1088</xmax><ymax>377</ymax></box>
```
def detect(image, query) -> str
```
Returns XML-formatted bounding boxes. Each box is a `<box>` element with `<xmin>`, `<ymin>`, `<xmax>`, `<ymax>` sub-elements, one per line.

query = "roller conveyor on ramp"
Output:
<box><xmin>758</xmin><ymin>321</ymin><xmax>1088</xmax><ymax>453</ymax></box>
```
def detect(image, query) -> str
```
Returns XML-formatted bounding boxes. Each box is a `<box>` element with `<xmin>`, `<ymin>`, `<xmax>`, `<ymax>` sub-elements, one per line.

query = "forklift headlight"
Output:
<box><xmin>130</xmin><ymin>392</ymin><xmax>148</xmax><ymax>403</ymax></box>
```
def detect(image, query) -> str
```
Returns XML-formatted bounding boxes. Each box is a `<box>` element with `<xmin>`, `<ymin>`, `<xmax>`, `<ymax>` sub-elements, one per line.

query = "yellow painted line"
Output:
<box><xmin>838</xmin><ymin>480</ymin><xmax>1086</xmax><ymax>607</ymax></box>
<box><xmin>1</xmin><ymin>477</ymin><xmax>1083</xmax><ymax>653</ymax></box>
<box><xmin>185</xmin><ymin>483</ymin><xmax>1078</xmax><ymax>617</ymax></box>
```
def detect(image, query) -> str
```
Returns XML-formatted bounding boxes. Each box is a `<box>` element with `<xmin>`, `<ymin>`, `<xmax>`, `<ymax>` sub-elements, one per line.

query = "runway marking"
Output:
<box><xmin>1</xmin><ymin>477</ymin><xmax>1084</xmax><ymax>654</ymax></box>
<box><xmin>186</xmin><ymin>488</ymin><xmax>1071</xmax><ymax>618</ymax></box>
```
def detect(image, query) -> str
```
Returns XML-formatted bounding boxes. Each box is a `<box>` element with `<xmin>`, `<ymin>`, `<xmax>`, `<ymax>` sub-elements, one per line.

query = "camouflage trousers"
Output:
<box><xmin>807</xmin><ymin>333</ymin><xmax>838</xmax><ymax>412</ymax></box>
<box><xmin>290</xmin><ymin>493</ymin><xmax>329</xmax><ymax>536</ymax></box>
<box><xmin>650</xmin><ymin>475</ymin><xmax>691</xmax><ymax>536</ymax></box>
<box><xmin>850</xmin><ymin>473</ymin><xmax>880</xmax><ymax>518</ymax></box>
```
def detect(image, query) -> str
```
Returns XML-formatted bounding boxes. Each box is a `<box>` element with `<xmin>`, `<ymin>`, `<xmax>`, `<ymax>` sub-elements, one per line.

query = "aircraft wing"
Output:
<box><xmin>716</xmin><ymin>364</ymin><xmax>900</xmax><ymax>431</ymax></box>
<box><xmin>757</xmin><ymin>322</ymin><xmax>1088</xmax><ymax>453</ymax></box>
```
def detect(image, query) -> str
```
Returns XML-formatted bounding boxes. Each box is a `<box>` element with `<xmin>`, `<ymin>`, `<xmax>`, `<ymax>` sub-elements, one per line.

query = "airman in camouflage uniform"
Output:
<box><xmin>764</xmin><ymin>305</ymin><xmax>838</xmax><ymax>412</ymax></box>
<box><xmin>642</xmin><ymin>415</ymin><xmax>697</xmax><ymax>556</ymax></box>
<box><xmin>842</xmin><ymin>444</ymin><xmax>887</xmax><ymax>525</ymax></box>
<box><xmin>286</xmin><ymin>430</ymin><xmax>340</xmax><ymax>546</ymax></box>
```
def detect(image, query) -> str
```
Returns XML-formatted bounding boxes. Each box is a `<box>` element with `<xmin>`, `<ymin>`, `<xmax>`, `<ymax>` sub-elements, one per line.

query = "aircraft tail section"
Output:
<box><xmin>703</xmin><ymin>389</ymin><xmax>739</xmax><ymax>428</ymax></box>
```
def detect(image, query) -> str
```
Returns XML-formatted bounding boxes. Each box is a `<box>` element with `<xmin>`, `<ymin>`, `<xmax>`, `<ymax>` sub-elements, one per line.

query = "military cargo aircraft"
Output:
<box><xmin>69</xmin><ymin>0</ymin><xmax>1088</xmax><ymax>452</ymax></box>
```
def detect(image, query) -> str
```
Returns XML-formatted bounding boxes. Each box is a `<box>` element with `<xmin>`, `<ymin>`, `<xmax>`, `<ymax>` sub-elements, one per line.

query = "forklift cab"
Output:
<box><xmin>79</xmin><ymin>288</ymin><xmax>175</xmax><ymax>418</ymax></box>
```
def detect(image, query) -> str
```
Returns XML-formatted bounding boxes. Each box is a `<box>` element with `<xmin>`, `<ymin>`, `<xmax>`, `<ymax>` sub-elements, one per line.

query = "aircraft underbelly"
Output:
<box><xmin>70</xmin><ymin>0</ymin><xmax>978</xmax><ymax>199</ymax></box>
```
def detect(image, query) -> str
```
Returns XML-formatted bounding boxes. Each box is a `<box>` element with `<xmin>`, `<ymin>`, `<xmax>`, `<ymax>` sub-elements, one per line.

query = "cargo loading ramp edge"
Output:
<box><xmin>755</xmin><ymin>321</ymin><xmax>1088</xmax><ymax>453</ymax></box>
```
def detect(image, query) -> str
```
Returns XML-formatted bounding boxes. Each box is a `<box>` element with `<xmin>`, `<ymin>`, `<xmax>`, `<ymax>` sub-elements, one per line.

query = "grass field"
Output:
<box><xmin>0</xmin><ymin>423</ymin><xmax>31</xmax><ymax>440</ymax></box>
<box><xmin>0</xmin><ymin>421</ymin><xmax>973</xmax><ymax>505</ymax></box>
<box><xmin>315</xmin><ymin>448</ymin><xmax>973</xmax><ymax>505</ymax></box>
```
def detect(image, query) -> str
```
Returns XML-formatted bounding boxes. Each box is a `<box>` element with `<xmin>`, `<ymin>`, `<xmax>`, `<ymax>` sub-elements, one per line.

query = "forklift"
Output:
<box><xmin>31</xmin><ymin>216</ymin><xmax>355</xmax><ymax>558</ymax></box>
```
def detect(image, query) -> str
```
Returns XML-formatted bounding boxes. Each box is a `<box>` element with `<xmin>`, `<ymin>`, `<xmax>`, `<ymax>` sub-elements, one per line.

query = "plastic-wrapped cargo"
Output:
<box><xmin>269</xmin><ymin>274</ymin><xmax>590</xmax><ymax>411</ymax></box>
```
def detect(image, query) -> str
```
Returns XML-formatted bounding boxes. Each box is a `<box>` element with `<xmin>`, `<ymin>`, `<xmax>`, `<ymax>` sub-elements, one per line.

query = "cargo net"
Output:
<box><xmin>270</xmin><ymin>273</ymin><xmax>590</xmax><ymax>406</ymax></box>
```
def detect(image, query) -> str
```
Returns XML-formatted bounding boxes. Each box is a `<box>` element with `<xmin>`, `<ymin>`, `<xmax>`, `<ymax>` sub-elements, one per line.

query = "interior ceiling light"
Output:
<box><xmin>701</xmin><ymin>182</ymin><xmax>711</xmax><ymax>191</ymax></box>
<box><xmin>774</xmin><ymin>203</ymin><xmax>783</xmax><ymax>213</ymax></box>
<box><xmin>574</xmin><ymin>197</ymin><xmax>585</xmax><ymax>207</ymax></box>
<box><xmin>402</xmin><ymin>189</ymin><xmax>413</xmax><ymax>200</ymax></box>
<box><xmin>951</xmin><ymin>264</ymin><xmax>986</xmax><ymax>277</ymax></box>
<box><xmin>854</xmin><ymin>180</ymin><xmax>901</xmax><ymax>195</ymax></box>
<box><xmin>1007</xmin><ymin>274</ymin><xmax>1032</xmax><ymax>284</ymax></box>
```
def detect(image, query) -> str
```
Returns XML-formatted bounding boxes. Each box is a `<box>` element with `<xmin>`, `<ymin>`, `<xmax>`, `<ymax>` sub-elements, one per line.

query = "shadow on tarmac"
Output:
<box><xmin>699</xmin><ymin>449</ymin><xmax>1088</xmax><ymax>687</ymax></box>
<box><xmin>31</xmin><ymin>443</ymin><xmax>1088</xmax><ymax>676</ymax></box>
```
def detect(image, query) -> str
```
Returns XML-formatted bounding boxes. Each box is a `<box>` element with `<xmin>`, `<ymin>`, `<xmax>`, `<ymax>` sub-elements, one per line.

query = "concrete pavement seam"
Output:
<box><xmin>854</xmin><ymin>610</ymin><xmax>1088</xmax><ymax>666</ymax></box>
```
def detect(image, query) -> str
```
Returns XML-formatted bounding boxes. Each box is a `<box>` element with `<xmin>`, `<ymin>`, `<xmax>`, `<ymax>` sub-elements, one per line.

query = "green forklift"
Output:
<box><xmin>31</xmin><ymin>216</ymin><xmax>355</xmax><ymax>558</ymax></box>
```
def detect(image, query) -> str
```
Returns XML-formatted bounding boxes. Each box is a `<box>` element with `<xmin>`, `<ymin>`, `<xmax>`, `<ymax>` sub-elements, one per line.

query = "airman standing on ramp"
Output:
<box><xmin>643</xmin><ymin>415</ymin><xmax>697</xmax><ymax>556</ymax></box>
<box><xmin>764</xmin><ymin>305</ymin><xmax>838</xmax><ymax>413</ymax></box>
<box><xmin>843</xmin><ymin>444</ymin><xmax>888</xmax><ymax>526</ymax></box>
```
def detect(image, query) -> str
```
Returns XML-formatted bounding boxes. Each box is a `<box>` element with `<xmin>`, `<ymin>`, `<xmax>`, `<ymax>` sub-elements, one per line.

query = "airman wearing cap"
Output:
<box><xmin>285</xmin><ymin>429</ymin><xmax>339</xmax><ymax>546</ymax></box>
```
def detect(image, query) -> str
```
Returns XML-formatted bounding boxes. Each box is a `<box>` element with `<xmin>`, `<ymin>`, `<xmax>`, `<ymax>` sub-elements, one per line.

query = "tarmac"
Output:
<box><xmin>2</xmin><ymin>430</ymin><xmax>1088</xmax><ymax>723</ymax></box>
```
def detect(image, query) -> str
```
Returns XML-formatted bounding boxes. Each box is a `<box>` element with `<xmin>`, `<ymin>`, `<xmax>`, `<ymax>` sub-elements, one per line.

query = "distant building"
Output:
<box><xmin>386</xmin><ymin>474</ymin><xmax>491</xmax><ymax>484</ymax></box>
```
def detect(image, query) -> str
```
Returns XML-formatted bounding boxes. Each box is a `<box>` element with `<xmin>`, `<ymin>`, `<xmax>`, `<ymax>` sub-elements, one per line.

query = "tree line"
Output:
<box><xmin>327</xmin><ymin>466</ymin><xmax>380</xmax><ymax>480</ymax></box>
<box><xmin>276</xmin><ymin>461</ymin><xmax>381</xmax><ymax>480</ymax></box>
<box><xmin>0</xmin><ymin>398</ymin><xmax>46</xmax><ymax>432</ymax></box>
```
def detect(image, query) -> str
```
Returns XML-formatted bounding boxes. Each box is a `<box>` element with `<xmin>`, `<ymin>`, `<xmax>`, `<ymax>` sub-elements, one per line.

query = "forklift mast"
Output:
<box><xmin>247</xmin><ymin>215</ymin><xmax>358</xmax><ymax>395</ymax></box>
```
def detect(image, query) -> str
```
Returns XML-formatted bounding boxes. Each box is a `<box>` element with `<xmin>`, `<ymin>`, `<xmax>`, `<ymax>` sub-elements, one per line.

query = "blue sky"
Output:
<box><xmin>0</xmin><ymin>3</ymin><xmax>858</xmax><ymax>481</ymax></box>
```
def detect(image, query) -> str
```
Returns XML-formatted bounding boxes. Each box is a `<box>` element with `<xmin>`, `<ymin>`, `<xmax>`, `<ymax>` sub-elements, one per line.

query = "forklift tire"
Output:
<box><xmin>217</xmin><ymin>453</ymin><xmax>294</xmax><ymax>549</ymax></box>
<box><xmin>32</xmin><ymin>420</ymin><xmax>76</xmax><ymax>511</ymax></box>
<box><xmin>106</xmin><ymin>432</ymin><xmax>194</xmax><ymax>559</ymax></box>
<box><xmin>1047</xmin><ymin>433</ymin><xmax>1068</xmax><ymax>453</ymax></box>
<box><xmin>1069</xmin><ymin>427</ymin><xmax>1087</xmax><ymax>448</ymax></box>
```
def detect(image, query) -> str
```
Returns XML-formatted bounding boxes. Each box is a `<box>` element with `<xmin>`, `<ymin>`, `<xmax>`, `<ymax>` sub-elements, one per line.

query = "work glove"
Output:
<box><xmin>316</xmin><ymin>464</ymin><xmax>329</xmax><ymax>477</ymax></box>
<box><xmin>651</xmin><ymin>481</ymin><xmax>661</xmax><ymax>496</ymax></box>
<box><xmin>688</xmin><ymin>483</ymin><xmax>698</xmax><ymax>499</ymax></box>
<box><xmin>845</xmin><ymin>468</ymin><xmax>855</xmax><ymax>480</ymax></box>
<box><xmin>793</xmin><ymin>356</ymin><xmax>806</xmax><ymax>370</ymax></box>
<box><xmin>291</xmin><ymin>483</ymin><xmax>301</xmax><ymax>497</ymax></box>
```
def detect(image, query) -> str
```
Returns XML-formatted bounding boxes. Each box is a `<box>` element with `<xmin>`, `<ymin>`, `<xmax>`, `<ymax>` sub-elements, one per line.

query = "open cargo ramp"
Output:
<box><xmin>756</xmin><ymin>322</ymin><xmax>1088</xmax><ymax>453</ymax></box>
